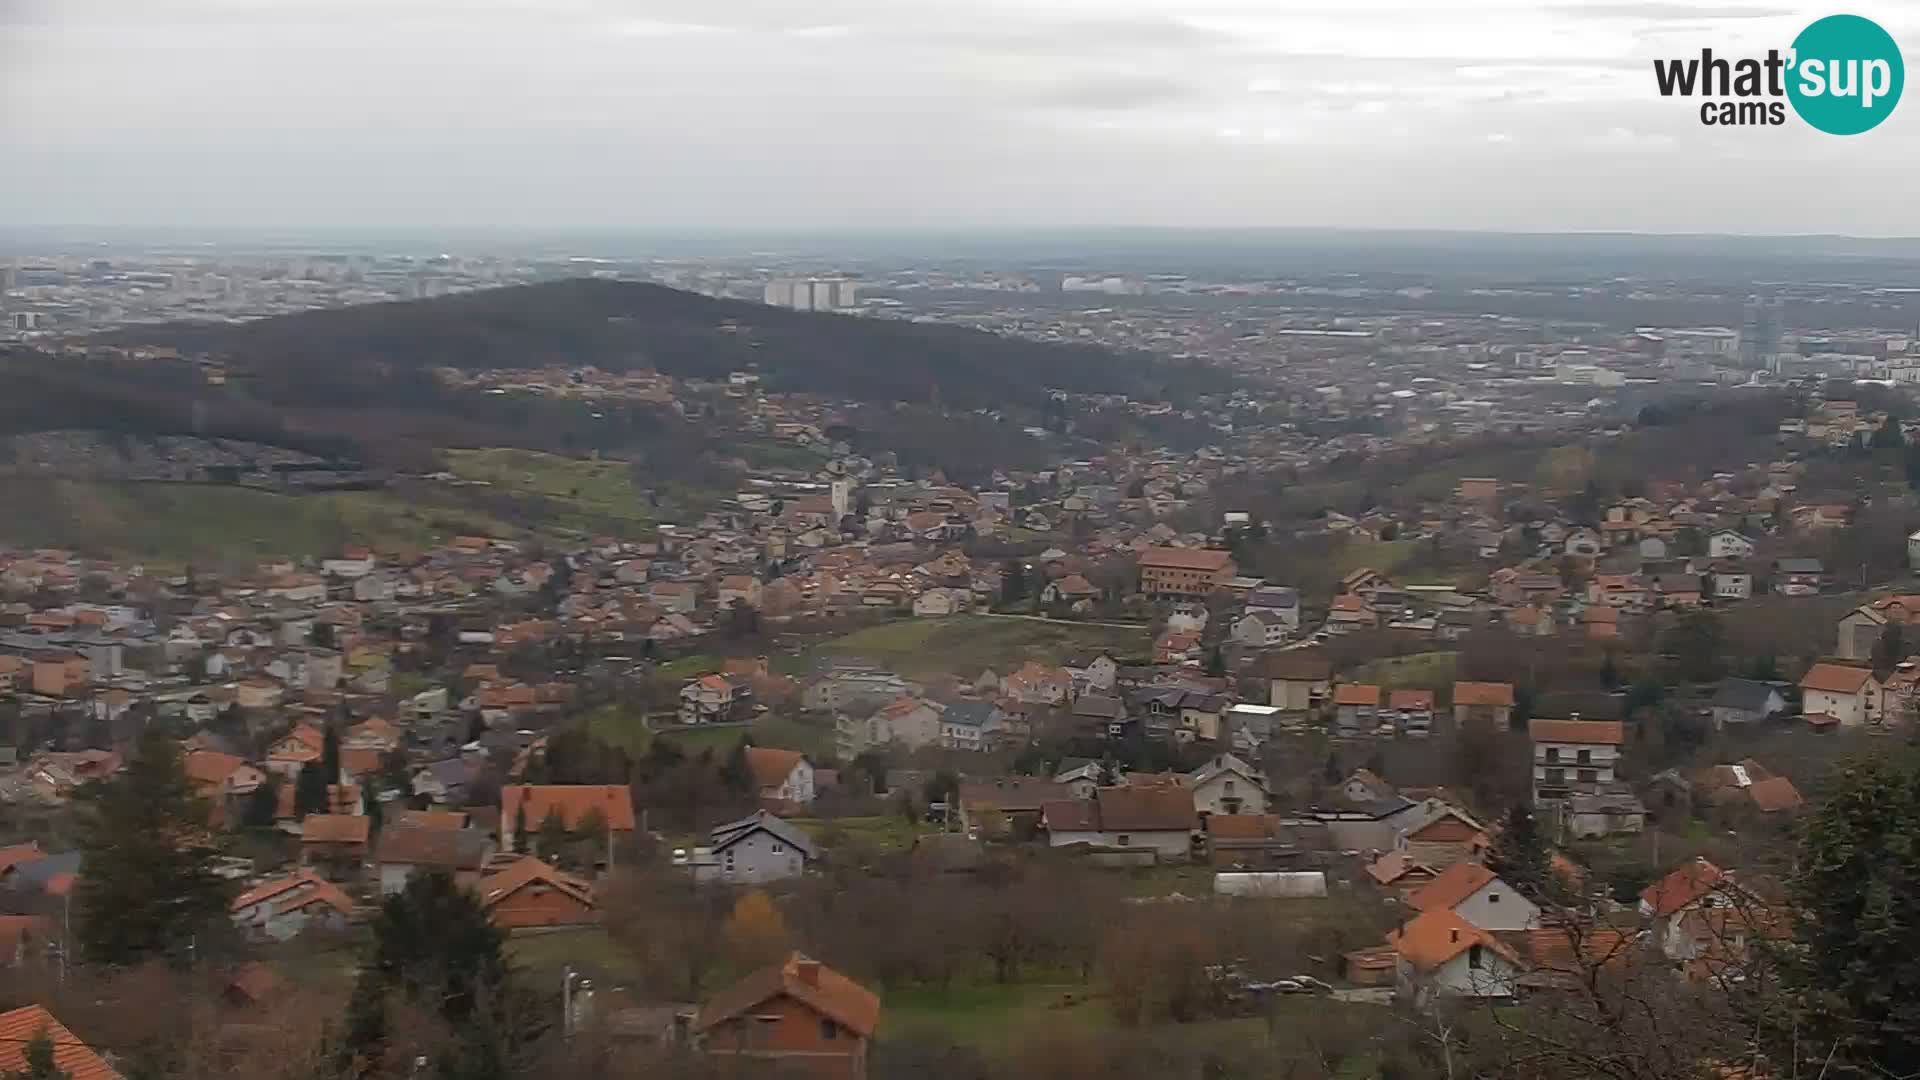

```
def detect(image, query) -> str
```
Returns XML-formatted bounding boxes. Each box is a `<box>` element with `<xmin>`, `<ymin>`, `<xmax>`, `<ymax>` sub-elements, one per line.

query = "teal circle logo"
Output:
<box><xmin>1787</xmin><ymin>14</ymin><xmax>1903</xmax><ymax>135</ymax></box>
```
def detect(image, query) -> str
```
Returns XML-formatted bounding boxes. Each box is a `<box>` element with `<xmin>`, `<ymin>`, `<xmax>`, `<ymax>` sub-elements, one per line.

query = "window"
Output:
<box><xmin>1117</xmin><ymin>834</ymin><xmax>1131</xmax><ymax>846</ymax></box>
<box><xmin>772</xmin><ymin>843</ymin><xmax>784</xmax><ymax>854</ymax></box>
<box><xmin>1545</xmin><ymin>747</ymin><xmax>1561</xmax><ymax>763</ymax></box>
<box><xmin>1578</xmin><ymin>769</ymin><xmax>1598</xmax><ymax>784</ymax></box>
<box><xmin>1468</xmin><ymin>944</ymin><xmax>1484</xmax><ymax>970</ymax></box>
<box><xmin>1487</xmin><ymin>892</ymin><xmax>1500</xmax><ymax>904</ymax></box>
<box><xmin>1223</xmin><ymin>780</ymin><xmax>1235</xmax><ymax>794</ymax></box>
<box><xmin>820</xmin><ymin>1019</ymin><xmax>838</xmax><ymax>1040</ymax></box>
<box><xmin>1576</xmin><ymin>749</ymin><xmax>1592</xmax><ymax>765</ymax></box>
<box><xmin>1545</xmin><ymin>768</ymin><xmax>1565</xmax><ymax>784</ymax></box>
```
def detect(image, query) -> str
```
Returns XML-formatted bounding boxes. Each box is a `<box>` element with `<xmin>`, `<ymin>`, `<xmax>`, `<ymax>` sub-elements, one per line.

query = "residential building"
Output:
<box><xmin>1528</xmin><ymin>718</ymin><xmax>1625</xmax><ymax>803</ymax></box>
<box><xmin>1406</xmin><ymin>863</ymin><xmax>1541</xmax><ymax>932</ymax></box>
<box><xmin>692</xmin><ymin>954</ymin><xmax>881</xmax><ymax>1080</ymax></box>
<box><xmin>1233</xmin><ymin>609</ymin><xmax>1292</xmax><ymax>648</ymax></box>
<box><xmin>679</xmin><ymin>674</ymin><xmax>753</xmax><ymax>725</ymax></box>
<box><xmin>1799</xmin><ymin>663</ymin><xmax>1881</xmax><ymax>729</ymax></box>
<box><xmin>500</xmin><ymin>785</ymin><xmax>637</xmax><ymax>851</ymax></box>
<box><xmin>0</xmin><ymin>1005</ymin><xmax>120</xmax><ymax>1080</ymax></box>
<box><xmin>1707</xmin><ymin>530</ymin><xmax>1756</xmax><ymax>558</ymax></box>
<box><xmin>1136</xmin><ymin>547</ymin><xmax>1236</xmax><ymax>597</ymax></box>
<box><xmin>1389</xmin><ymin>908</ymin><xmax>1522</xmax><ymax>1002</ymax></box>
<box><xmin>1040</xmin><ymin>785</ymin><xmax>1197</xmax><ymax>861</ymax></box>
<box><xmin>693</xmin><ymin>810</ymin><xmax>819</xmax><ymax>884</ymax></box>
<box><xmin>374</xmin><ymin>827</ymin><xmax>496</xmax><ymax>895</ymax></box>
<box><xmin>478</xmin><ymin>857</ymin><xmax>596</xmax><ymax>929</ymax></box>
<box><xmin>747</xmin><ymin>747</ymin><xmax>815</xmax><ymax>810</ymax></box>
<box><xmin>1452</xmin><ymin>681</ymin><xmax>1514</xmax><ymax>730</ymax></box>
<box><xmin>1251</xmin><ymin>651</ymin><xmax>1331</xmax><ymax>712</ymax></box>
<box><xmin>1187</xmin><ymin>753</ymin><xmax>1268</xmax><ymax>817</ymax></box>
<box><xmin>230</xmin><ymin>870</ymin><xmax>355</xmax><ymax>941</ymax></box>
<box><xmin>1709</xmin><ymin>679</ymin><xmax>1787</xmax><ymax>727</ymax></box>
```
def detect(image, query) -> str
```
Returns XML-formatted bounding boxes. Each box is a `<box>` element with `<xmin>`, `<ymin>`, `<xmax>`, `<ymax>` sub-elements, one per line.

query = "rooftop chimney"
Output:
<box><xmin>796</xmin><ymin>959</ymin><xmax>822</xmax><ymax>987</ymax></box>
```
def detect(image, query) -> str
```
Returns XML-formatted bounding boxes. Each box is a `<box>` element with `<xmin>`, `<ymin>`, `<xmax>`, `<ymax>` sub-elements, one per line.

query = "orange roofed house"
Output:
<box><xmin>1136</xmin><ymin>547</ymin><xmax>1236</xmax><ymax>598</ymax></box>
<box><xmin>746</xmin><ymin>747</ymin><xmax>816</xmax><ymax>811</ymax></box>
<box><xmin>1452</xmin><ymin>682</ymin><xmax>1515</xmax><ymax>731</ymax></box>
<box><xmin>0</xmin><ymin>1005</ymin><xmax>119</xmax><ymax>1080</ymax></box>
<box><xmin>1799</xmin><ymin>662</ymin><xmax>1881</xmax><ymax>729</ymax></box>
<box><xmin>693</xmin><ymin>953</ymin><xmax>881</xmax><ymax>1080</ymax></box>
<box><xmin>500</xmin><ymin>785</ymin><xmax>637</xmax><ymax>853</ymax></box>
<box><xmin>478</xmin><ymin>857</ymin><xmax>596</xmax><ymax>929</ymax></box>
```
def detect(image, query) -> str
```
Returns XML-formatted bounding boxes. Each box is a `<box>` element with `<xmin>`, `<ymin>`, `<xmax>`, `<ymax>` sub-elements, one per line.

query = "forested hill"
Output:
<box><xmin>116</xmin><ymin>278</ymin><xmax>1218</xmax><ymax>410</ymax></box>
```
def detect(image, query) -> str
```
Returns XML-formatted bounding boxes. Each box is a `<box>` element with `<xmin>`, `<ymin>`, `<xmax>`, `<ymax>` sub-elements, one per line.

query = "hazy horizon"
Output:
<box><xmin>5</xmin><ymin>0</ymin><xmax>1919</xmax><ymax>234</ymax></box>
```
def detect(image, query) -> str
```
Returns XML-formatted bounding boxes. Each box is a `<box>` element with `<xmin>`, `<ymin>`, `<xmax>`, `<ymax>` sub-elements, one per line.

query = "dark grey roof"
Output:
<box><xmin>1072</xmin><ymin>694</ymin><xmax>1127</xmax><ymax>720</ymax></box>
<box><xmin>1247</xmin><ymin>586</ymin><xmax>1299</xmax><ymax>610</ymax></box>
<box><xmin>1775</xmin><ymin>558</ymin><xmax>1826</xmax><ymax>574</ymax></box>
<box><xmin>942</xmin><ymin>701</ymin><xmax>996</xmax><ymax>728</ymax></box>
<box><xmin>1712</xmin><ymin>678</ymin><xmax>1784</xmax><ymax>713</ymax></box>
<box><xmin>709</xmin><ymin>810</ymin><xmax>818</xmax><ymax>857</ymax></box>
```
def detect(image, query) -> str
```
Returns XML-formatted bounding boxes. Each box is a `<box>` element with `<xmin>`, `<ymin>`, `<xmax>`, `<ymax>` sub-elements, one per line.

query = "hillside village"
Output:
<box><xmin>5</xmin><ymin>380</ymin><xmax>1920</xmax><ymax>1077</ymax></box>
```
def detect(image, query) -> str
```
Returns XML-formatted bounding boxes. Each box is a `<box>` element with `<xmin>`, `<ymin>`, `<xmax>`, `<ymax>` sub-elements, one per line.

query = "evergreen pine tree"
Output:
<box><xmin>1488</xmin><ymin>802</ymin><xmax>1553</xmax><ymax>900</ymax></box>
<box><xmin>74</xmin><ymin>728</ymin><xmax>232</xmax><ymax>966</ymax></box>
<box><xmin>511</xmin><ymin>804</ymin><xmax>529</xmax><ymax>855</ymax></box>
<box><xmin>294</xmin><ymin>761</ymin><xmax>330</xmax><ymax>817</ymax></box>
<box><xmin>242</xmin><ymin>774</ymin><xmax>281</xmax><ymax>829</ymax></box>
<box><xmin>3</xmin><ymin>1026</ymin><xmax>70</xmax><ymax>1080</ymax></box>
<box><xmin>321</xmin><ymin>722</ymin><xmax>342</xmax><ymax>785</ymax></box>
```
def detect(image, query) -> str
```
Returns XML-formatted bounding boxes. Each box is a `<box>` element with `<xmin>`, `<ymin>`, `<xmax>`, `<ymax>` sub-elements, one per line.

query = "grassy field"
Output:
<box><xmin>444</xmin><ymin>447</ymin><xmax>657</xmax><ymax>537</ymax></box>
<box><xmin>1349</xmin><ymin>651</ymin><xmax>1460</xmax><ymax>690</ymax></box>
<box><xmin>506</xmin><ymin>926</ymin><xmax>644</xmax><ymax>985</ymax></box>
<box><xmin>790</xmin><ymin>815</ymin><xmax>935</xmax><ymax>854</ymax></box>
<box><xmin>882</xmin><ymin>982</ymin><xmax>1109</xmax><ymax>1043</ymax></box>
<box><xmin>815</xmin><ymin>615</ymin><xmax>1150</xmax><ymax>679</ymax></box>
<box><xmin>583</xmin><ymin>703</ymin><xmax>835</xmax><ymax>759</ymax></box>
<box><xmin>0</xmin><ymin>472</ymin><xmax>521</xmax><ymax>568</ymax></box>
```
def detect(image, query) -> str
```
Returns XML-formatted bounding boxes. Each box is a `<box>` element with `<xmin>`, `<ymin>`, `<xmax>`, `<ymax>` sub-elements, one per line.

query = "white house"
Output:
<box><xmin>1708</xmin><ymin>530</ymin><xmax>1757</xmax><ymax>559</ymax></box>
<box><xmin>1390</xmin><ymin>908</ymin><xmax>1522</xmax><ymax>1002</ymax></box>
<box><xmin>1712</xmin><ymin>570</ymin><xmax>1753</xmax><ymax>600</ymax></box>
<box><xmin>1908</xmin><ymin>528</ymin><xmax>1920</xmax><ymax>572</ymax></box>
<box><xmin>229</xmin><ymin>871</ymin><xmax>354</xmax><ymax>942</ymax></box>
<box><xmin>1527</xmin><ymin>718</ymin><xmax>1624</xmax><ymax>804</ymax></box>
<box><xmin>1063</xmin><ymin>652</ymin><xmax>1119</xmax><ymax>695</ymax></box>
<box><xmin>1406</xmin><ymin>863</ymin><xmax>1541</xmax><ymax>932</ymax></box>
<box><xmin>1233</xmin><ymin>609</ymin><xmax>1292</xmax><ymax>648</ymax></box>
<box><xmin>1187</xmin><ymin>753</ymin><xmax>1268</xmax><ymax>817</ymax></box>
<box><xmin>1799</xmin><ymin>663</ymin><xmax>1881</xmax><ymax>728</ymax></box>
<box><xmin>745</xmin><ymin>747</ymin><xmax>815</xmax><ymax>808</ymax></box>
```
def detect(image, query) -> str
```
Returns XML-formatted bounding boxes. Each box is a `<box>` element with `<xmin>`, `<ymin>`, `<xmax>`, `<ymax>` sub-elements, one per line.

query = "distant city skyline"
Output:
<box><xmin>3</xmin><ymin>0</ymin><xmax>1918</xmax><ymax>234</ymax></box>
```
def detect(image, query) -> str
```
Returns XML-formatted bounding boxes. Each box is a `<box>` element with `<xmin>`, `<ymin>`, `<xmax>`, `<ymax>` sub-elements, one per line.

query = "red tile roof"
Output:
<box><xmin>1137</xmin><ymin>547</ymin><xmax>1234</xmax><ymax>572</ymax></box>
<box><xmin>1528</xmin><ymin>719</ymin><xmax>1625</xmax><ymax>746</ymax></box>
<box><xmin>1452</xmin><ymin>681</ymin><xmax>1515</xmax><ymax>707</ymax></box>
<box><xmin>1333</xmin><ymin>683</ymin><xmax>1381</xmax><ymax>706</ymax></box>
<box><xmin>0</xmin><ymin>1006</ymin><xmax>120</xmax><ymax>1080</ymax></box>
<box><xmin>1640</xmin><ymin>858</ymin><xmax>1728</xmax><ymax>917</ymax></box>
<box><xmin>1800</xmin><ymin>663</ymin><xmax>1874</xmax><ymax>694</ymax></box>
<box><xmin>1388</xmin><ymin>908</ymin><xmax>1520</xmax><ymax>973</ymax></box>
<box><xmin>1406</xmin><ymin>862</ymin><xmax>1499</xmax><ymax>914</ymax></box>
<box><xmin>694</xmin><ymin>953</ymin><xmax>881</xmax><ymax>1038</ymax></box>
<box><xmin>300</xmin><ymin>814</ymin><xmax>370</xmax><ymax>844</ymax></box>
<box><xmin>501</xmin><ymin>785</ymin><xmax>637</xmax><ymax>832</ymax></box>
<box><xmin>745</xmin><ymin>747</ymin><xmax>806</xmax><ymax>791</ymax></box>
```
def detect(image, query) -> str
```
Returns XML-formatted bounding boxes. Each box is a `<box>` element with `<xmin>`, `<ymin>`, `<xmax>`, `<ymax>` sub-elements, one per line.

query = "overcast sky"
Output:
<box><xmin>3</xmin><ymin>0</ymin><xmax>1917</xmax><ymax>234</ymax></box>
